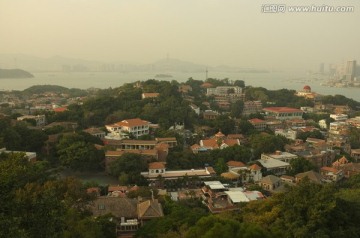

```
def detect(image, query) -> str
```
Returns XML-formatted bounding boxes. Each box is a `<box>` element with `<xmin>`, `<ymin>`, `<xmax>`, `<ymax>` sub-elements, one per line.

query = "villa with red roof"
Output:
<box><xmin>263</xmin><ymin>107</ymin><xmax>303</xmax><ymax>120</ymax></box>
<box><xmin>105</xmin><ymin>118</ymin><xmax>151</xmax><ymax>140</ymax></box>
<box><xmin>191</xmin><ymin>131</ymin><xmax>241</xmax><ymax>153</ymax></box>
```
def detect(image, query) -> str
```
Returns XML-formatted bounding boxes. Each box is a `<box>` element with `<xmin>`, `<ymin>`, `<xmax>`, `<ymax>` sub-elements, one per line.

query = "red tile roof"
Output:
<box><xmin>321</xmin><ymin>166</ymin><xmax>340</xmax><ymax>173</ymax></box>
<box><xmin>223</xmin><ymin>139</ymin><xmax>240</xmax><ymax>146</ymax></box>
<box><xmin>248</xmin><ymin>118</ymin><xmax>265</xmax><ymax>123</ymax></box>
<box><xmin>263</xmin><ymin>107</ymin><xmax>302</xmax><ymax>113</ymax></box>
<box><xmin>53</xmin><ymin>107</ymin><xmax>67</xmax><ymax>112</ymax></box>
<box><xmin>149</xmin><ymin>162</ymin><xmax>166</xmax><ymax>169</ymax></box>
<box><xmin>227</xmin><ymin>160</ymin><xmax>246</xmax><ymax>167</ymax></box>
<box><xmin>248</xmin><ymin>164</ymin><xmax>262</xmax><ymax>171</ymax></box>
<box><xmin>142</xmin><ymin>93</ymin><xmax>159</xmax><ymax>98</ymax></box>
<box><xmin>201</xmin><ymin>139</ymin><xmax>219</xmax><ymax>148</ymax></box>
<box><xmin>109</xmin><ymin>118</ymin><xmax>150</xmax><ymax>128</ymax></box>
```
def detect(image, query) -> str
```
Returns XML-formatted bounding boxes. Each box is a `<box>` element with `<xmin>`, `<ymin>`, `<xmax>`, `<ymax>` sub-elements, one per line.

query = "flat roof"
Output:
<box><xmin>225</xmin><ymin>191</ymin><xmax>249</xmax><ymax>203</ymax></box>
<box><xmin>141</xmin><ymin>168</ymin><xmax>214</xmax><ymax>179</ymax></box>
<box><xmin>204</xmin><ymin>181</ymin><xmax>226</xmax><ymax>190</ymax></box>
<box><xmin>258</xmin><ymin>158</ymin><xmax>290</xmax><ymax>169</ymax></box>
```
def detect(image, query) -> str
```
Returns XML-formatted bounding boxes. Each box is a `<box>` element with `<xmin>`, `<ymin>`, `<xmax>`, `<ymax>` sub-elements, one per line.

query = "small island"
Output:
<box><xmin>0</xmin><ymin>68</ymin><xmax>34</xmax><ymax>79</ymax></box>
<box><xmin>155</xmin><ymin>73</ymin><xmax>173</xmax><ymax>78</ymax></box>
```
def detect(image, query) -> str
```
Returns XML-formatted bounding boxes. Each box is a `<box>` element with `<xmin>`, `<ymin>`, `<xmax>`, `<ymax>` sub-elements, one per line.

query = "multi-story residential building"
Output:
<box><xmin>330</xmin><ymin>114</ymin><xmax>348</xmax><ymax>121</ymax></box>
<box><xmin>320</xmin><ymin>167</ymin><xmax>344</xmax><ymax>182</ymax></box>
<box><xmin>346</xmin><ymin>117</ymin><xmax>360</xmax><ymax>128</ymax></box>
<box><xmin>265</xmin><ymin>120</ymin><xmax>284</xmax><ymax>131</ymax></box>
<box><xmin>351</xmin><ymin>149</ymin><xmax>360</xmax><ymax>162</ymax></box>
<box><xmin>83</xmin><ymin>127</ymin><xmax>106</xmax><ymax>139</ymax></box>
<box><xmin>242</xmin><ymin>101</ymin><xmax>263</xmax><ymax>116</ymax></box>
<box><xmin>257</xmin><ymin>157</ymin><xmax>290</xmax><ymax>176</ymax></box>
<box><xmin>17</xmin><ymin>115</ymin><xmax>46</xmax><ymax>127</ymax></box>
<box><xmin>328</xmin><ymin>122</ymin><xmax>349</xmax><ymax>136</ymax></box>
<box><xmin>263</xmin><ymin>107</ymin><xmax>303</xmax><ymax>120</ymax></box>
<box><xmin>105</xmin><ymin>118</ymin><xmax>151</xmax><ymax>140</ymax></box>
<box><xmin>202</xmin><ymin>110</ymin><xmax>219</xmax><ymax>120</ymax></box>
<box><xmin>206</xmin><ymin>86</ymin><xmax>243</xmax><ymax>96</ymax></box>
<box><xmin>248</xmin><ymin>118</ymin><xmax>266</xmax><ymax>131</ymax></box>
<box><xmin>261</xmin><ymin>151</ymin><xmax>298</xmax><ymax>163</ymax></box>
<box><xmin>275</xmin><ymin>128</ymin><xmax>297</xmax><ymax>140</ymax></box>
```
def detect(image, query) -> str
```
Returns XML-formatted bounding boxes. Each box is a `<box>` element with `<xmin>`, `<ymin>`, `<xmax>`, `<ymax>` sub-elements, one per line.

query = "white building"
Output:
<box><xmin>319</xmin><ymin>119</ymin><xmax>327</xmax><ymax>129</ymax></box>
<box><xmin>330</xmin><ymin>114</ymin><xmax>348</xmax><ymax>121</ymax></box>
<box><xmin>263</xmin><ymin>107</ymin><xmax>303</xmax><ymax>120</ymax></box>
<box><xmin>17</xmin><ymin>115</ymin><xmax>46</xmax><ymax>126</ymax></box>
<box><xmin>257</xmin><ymin>157</ymin><xmax>291</xmax><ymax>176</ymax></box>
<box><xmin>261</xmin><ymin>151</ymin><xmax>298</xmax><ymax>163</ymax></box>
<box><xmin>275</xmin><ymin>129</ymin><xmax>297</xmax><ymax>140</ymax></box>
<box><xmin>206</xmin><ymin>86</ymin><xmax>243</xmax><ymax>96</ymax></box>
<box><xmin>105</xmin><ymin>118</ymin><xmax>150</xmax><ymax>140</ymax></box>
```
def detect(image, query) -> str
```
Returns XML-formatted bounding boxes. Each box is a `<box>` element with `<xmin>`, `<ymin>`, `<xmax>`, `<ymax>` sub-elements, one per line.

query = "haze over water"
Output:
<box><xmin>1</xmin><ymin>71</ymin><xmax>360</xmax><ymax>102</ymax></box>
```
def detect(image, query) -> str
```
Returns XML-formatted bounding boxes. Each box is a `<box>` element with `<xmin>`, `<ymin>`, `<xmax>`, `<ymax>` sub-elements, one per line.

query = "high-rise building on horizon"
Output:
<box><xmin>345</xmin><ymin>60</ymin><xmax>356</xmax><ymax>81</ymax></box>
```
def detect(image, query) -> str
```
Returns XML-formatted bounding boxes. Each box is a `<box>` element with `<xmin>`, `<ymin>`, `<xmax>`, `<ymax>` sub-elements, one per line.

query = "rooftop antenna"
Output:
<box><xmin>205</xmin><ymin>67</ymin><xmax>208</xmax><ymax>81</ymax></box>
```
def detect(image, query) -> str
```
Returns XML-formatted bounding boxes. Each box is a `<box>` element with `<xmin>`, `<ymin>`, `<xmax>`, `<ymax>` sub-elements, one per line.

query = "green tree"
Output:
<box><xmin>109</xmin><ymin>153</ymin><xmax>148</xmax><ymax>185</ymax></box>
<box><xmin>56</xmin><ymin>134</ymin><xmax>104</xmax><ymax>171</ymax></box>
<box><xmin>287</xmin><ymin>157</ymin><xmax>315</xmax><ymax>176</ymax></box>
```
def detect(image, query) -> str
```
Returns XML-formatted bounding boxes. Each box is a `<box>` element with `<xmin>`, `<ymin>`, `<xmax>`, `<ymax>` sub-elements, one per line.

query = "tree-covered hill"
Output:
<box><xmin>22</xmin><ymin>85</ymin><xmax>88</xmax><ymax>97</ymax></box>
<box><xmin>0</xmin><ymin>68</ymin><xmax>34</xmax><ymax>78</ymax></box>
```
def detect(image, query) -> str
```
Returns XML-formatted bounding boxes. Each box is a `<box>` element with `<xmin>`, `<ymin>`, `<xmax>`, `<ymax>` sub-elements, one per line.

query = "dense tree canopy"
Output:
<box><xmin>56</xmin><ymin>133</ymin><xmax>104</xmax><ymax>171</ymax></box>
<box><xmin>0</xmin><ymin>152</ymin><xmax>115</xmax><ymax>238</ymax></box>
<box><xmin>108</xmin><ymin>153</ymin><xmax>149</xmax><ymax>185</ymax></box>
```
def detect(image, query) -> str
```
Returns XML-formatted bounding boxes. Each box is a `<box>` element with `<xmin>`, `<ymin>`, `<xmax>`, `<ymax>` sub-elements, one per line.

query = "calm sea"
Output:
<box><xmin>1</xmin><ymin>71</ymin><xmax>359</xmax><ymax>102</ymax></box>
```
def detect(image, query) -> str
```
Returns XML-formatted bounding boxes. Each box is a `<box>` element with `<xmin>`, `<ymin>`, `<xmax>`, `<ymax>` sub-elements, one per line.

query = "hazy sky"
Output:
<box><xmin>1</xmin><ymin>0</ymin><xmax>359</xmax><ymax>70</ymax></box>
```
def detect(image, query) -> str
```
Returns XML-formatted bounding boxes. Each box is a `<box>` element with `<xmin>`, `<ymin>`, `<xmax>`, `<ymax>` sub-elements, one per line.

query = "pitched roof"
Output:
<box><xmin>90</xmin><ymin>197</ymin><xmax>137</xmax><ymax>218</ymax></box>
<box><xmin>227</xmin><ymin>160</ymin><xmax>246</xmax><ymax>167</ymax></box>
<box><xmin>149</xmin><ymin>162</ymin><xmax>166</xmax><ymax>170</ymax></box>
<box><xmin>109</xmin><ymin>118</ymin><xmax>150</xmax><ymax>128</ymax></box>
<box><xmin>108</xmin><ymin>186</ymin><xmax>129</xmax><ymax>192</ymax></box>
<box><xmin>201</xmin><ymin>82</ymin><xmax>214</xmax><ymax>88</ymax></box>
<box><xmin>137</xmin><ymin>199</ymin><xmax>164</xmax><ymax>219</ymax></box>
<box><xmin>223</xmin><ymin>139</ymin><xmax>240</xmax><ymax>146</ymax></box>
<box><xmin>248</xmin><ymin>164</ymin><xmax>262</xmax><ymax>171</ymax></box>
<box><xmin>221</xmin><ymin>172</ymin><xmax>240</xmax><ymax>180</ymax></box>
<box><xmin>296</xmin><ymin>170</ymin><xmax>323</xmax><ymax>184</ymax></box>
<box><xmin>214</xmin><ymin>131</ymin><xmax>225</xmax><ymax>138</ymax></box>
<box><xmin>261</xmin><ymin>175</ymin><xmax>281</xmax><ymax>184</ymax></box>
<box><xmin>83</xmin><ymin>127</ymin><xmax>105</xmax><ymax>134</ymax></box>
<box><xmin>53</xmin><ymin>107</ymin><xmax>67</xmax><ymax>112</ymax></box>
<box><xmin>263</xmin><ymin>107</ymin><xmax>303</xmax><ymax>113</ymax></box>
<box><xmin>339</xmin><ymin>156</ymin><xmax>349</xmax><ymax>164</ymax></box>
<box><xmin>248</xmin><ymin>118</ymin><xmax>265</xmax><ymax>124</ymax></box>
<box><xmin>201</xmin><ymin>139</ymin><xmax>219</xmax><ymax>148</ymax></box>
<box><xmin>320</xmin><ymin>166</ymin><xmax>340</xmax><ymax>174</ymax></box>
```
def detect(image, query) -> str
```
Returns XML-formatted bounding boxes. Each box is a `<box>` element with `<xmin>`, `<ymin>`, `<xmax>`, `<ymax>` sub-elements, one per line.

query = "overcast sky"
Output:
<box><xmin>1</xmin><ymin>0</ymin><xmax>359</xmax><ymax>70</ymax></box>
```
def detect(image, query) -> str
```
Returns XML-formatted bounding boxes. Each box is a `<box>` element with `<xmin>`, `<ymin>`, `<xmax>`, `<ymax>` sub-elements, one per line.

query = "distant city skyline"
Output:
<box><xmin>1</xmin><ymin>0</ymin><xmax>359</xmax><ymax>71</ymax></box>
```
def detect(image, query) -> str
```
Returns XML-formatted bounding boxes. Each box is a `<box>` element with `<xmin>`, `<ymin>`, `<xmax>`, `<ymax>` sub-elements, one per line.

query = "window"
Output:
<box><xmin>98</xmin><ymin>204</ymin><xmax>105</xmax><ymax>210</ymax></box>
